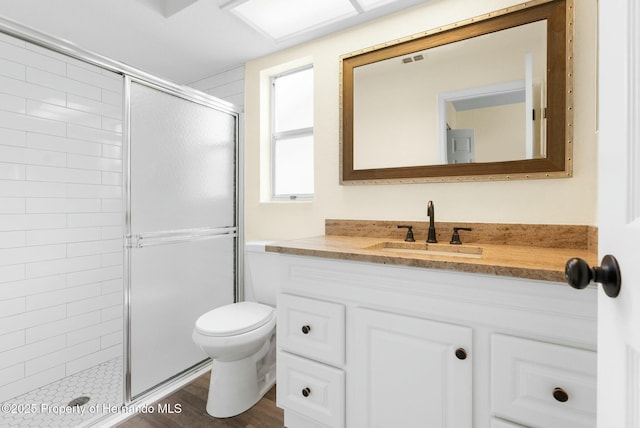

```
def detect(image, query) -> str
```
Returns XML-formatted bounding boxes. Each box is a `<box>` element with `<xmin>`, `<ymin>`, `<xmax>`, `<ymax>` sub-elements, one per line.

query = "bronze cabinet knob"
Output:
<box><xmin>553</xmin><ymin>387</ymin><xmax>569</xmax><ymax>403</ymax></box>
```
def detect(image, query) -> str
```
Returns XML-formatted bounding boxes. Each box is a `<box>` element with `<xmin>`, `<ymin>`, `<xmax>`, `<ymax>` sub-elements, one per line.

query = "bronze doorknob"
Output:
<box><xmin>565</xmin><ymin>255</ymin><xmax>621</xmax><ymax>298</ymax></box>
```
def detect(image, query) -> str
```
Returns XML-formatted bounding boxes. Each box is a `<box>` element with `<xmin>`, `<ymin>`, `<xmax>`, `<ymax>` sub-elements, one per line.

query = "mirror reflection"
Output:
<box><xmin>352</xmin><ymin>20</ymin><xmax>547</xmax><ymax>170</ymax></box>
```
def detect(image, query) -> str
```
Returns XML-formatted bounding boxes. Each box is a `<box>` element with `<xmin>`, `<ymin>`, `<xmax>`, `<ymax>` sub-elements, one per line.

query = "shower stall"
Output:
<box><xmin>0</xmin><ymin>19</ymin><xmax>239</xmax><ymax>428</ymax></box>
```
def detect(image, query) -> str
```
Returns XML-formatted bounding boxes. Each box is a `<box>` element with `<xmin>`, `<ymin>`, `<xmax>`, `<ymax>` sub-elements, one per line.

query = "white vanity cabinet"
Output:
<box><xmin>274</xmin><ymin>253</ymin><xmax>597</xmax><ymax>428</ymax></box>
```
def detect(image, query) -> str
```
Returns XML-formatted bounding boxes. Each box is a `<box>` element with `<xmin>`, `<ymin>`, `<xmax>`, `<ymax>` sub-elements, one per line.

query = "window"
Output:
<box><xmin>271</xmin><ymin>65</ymin><xmax>314</xmax><ymax>200</ymax></box>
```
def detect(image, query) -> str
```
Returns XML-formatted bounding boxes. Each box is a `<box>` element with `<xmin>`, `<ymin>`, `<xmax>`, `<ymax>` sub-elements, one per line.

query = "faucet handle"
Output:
<box><xmin>450</xmin><ymin>227</ymin><xmax>472</xmax><ymax>245</ymax></box>
<box><xmin>397</xmin><ymin>225</ymin><xmax>415</xmax><ymax>242</ymax></box>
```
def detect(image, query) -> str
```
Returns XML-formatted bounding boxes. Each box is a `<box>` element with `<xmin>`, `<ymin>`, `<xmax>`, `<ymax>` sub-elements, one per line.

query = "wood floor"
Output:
<box><xmin>115</xmin><ymin>372</ymin><xmax>284</xmax><ymax>428</ymax></box>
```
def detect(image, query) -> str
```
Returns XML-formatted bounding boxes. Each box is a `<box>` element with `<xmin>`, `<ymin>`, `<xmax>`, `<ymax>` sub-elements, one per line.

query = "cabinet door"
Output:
<box><xmin>351</xmin><ymin>308</ymin><xmax>472</xmax><ymax>428</ymax></box>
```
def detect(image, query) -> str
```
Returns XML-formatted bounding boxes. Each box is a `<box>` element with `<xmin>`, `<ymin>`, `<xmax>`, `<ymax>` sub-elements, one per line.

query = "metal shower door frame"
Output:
<box><xmin>122</xmin><ymin>75</ymin><xmax>242</xmax><ymax>403</ymax></box>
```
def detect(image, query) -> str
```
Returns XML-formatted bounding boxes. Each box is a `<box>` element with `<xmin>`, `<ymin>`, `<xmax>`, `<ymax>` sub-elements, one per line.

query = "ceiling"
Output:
<box><xmin>0</xmin><ymin>0</ymin><xmax>428</xmax><ymax>84</ymax></box>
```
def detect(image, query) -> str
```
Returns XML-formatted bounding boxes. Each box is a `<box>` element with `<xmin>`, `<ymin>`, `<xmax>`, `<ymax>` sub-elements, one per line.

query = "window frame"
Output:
<box><xmin>270</xmin><ymin>64</ymin><xmax>314</xmax><ymax>201</ymax></box>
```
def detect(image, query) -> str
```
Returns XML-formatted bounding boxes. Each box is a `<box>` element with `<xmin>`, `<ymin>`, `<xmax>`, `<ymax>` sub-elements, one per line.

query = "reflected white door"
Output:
<box><xmin>446</xmin><ymin>129</ymin><xmax>475</xmax><ymax>164</ymax></box>
<box><xmin>598</xmin><ymin>1</ymin><xmax>640</xmax><ymax>426</ymax></box>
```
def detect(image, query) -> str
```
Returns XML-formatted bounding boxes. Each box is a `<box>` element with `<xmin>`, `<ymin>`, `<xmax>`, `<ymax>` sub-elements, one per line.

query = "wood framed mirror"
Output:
<box><xmin>341</xmin><ymin>0</ymin><xmax>573</xmax><ymax>183</ymax></box>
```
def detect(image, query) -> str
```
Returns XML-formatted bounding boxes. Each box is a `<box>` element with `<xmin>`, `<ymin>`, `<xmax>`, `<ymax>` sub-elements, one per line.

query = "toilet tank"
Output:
<box><xmin>244</xmin><ymin>241</ymin><xmax>278</xmax><ymax>306</ymax></box>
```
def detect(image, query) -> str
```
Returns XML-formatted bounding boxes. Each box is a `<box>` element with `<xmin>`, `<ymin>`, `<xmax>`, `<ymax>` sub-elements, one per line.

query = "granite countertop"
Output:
<box><xmin>265</xmin><ymin>234</ymin><xmax>597</xmax><ymax>283</ymax></box>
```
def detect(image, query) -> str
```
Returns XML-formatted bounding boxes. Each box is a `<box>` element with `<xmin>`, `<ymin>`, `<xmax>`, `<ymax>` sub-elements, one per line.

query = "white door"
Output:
<box><xmin>597</xmin><ymin>1</ymin><xmax>640</xmax><ymax>426</ymax></box>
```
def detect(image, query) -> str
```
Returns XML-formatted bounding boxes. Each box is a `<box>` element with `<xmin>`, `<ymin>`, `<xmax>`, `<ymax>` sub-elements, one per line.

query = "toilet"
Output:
<box><xmin>192</xmin><ymin>241</ymin><xmax>278</xmax><ymax>418</ymax></box>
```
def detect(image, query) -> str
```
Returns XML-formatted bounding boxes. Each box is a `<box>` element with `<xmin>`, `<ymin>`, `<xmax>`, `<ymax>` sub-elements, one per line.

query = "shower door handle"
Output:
<box><xmin>128</xmin><ymin>227</ymin><xmax>237</xmax><ymax>248</ymax></box>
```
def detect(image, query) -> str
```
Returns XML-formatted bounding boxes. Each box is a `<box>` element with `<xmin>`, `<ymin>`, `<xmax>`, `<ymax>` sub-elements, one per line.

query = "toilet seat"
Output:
<box><xmin>195</xmin><ymin>301</ymin><xmax>275</xmax><ymax>337</ymax></box>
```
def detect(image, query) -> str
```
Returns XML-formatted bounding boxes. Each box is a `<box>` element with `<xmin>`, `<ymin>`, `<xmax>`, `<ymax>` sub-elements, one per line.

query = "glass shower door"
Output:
<box><xmin>126</xmin><ymin>80</ymin><xmax>237</xmax><ymax>399</ymax></box>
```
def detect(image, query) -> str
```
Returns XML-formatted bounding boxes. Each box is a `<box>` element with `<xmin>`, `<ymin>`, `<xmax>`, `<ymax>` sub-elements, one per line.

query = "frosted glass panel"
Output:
<box><xmin>130</xmin><ymin>82</ymin><xmax>236</xmax><ymax>233</ymax></box>
<box><xmin>130</xmin><ymin>237</ymin><xmax>234</xmax><ymax>397</ymax></box>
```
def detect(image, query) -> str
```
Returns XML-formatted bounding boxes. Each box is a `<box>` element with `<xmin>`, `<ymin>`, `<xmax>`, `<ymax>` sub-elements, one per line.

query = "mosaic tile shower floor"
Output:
<box><xmin>1</xmin><ymin>357</ymin><xmax>123</xmax><ymax>428</ymax></box>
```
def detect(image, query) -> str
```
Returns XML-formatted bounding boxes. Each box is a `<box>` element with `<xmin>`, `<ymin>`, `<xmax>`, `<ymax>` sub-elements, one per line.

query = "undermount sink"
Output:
<box><xmin>366</xmin><ymin>241</ymin><xmax>483</xmax><ymax>259</ymax></box>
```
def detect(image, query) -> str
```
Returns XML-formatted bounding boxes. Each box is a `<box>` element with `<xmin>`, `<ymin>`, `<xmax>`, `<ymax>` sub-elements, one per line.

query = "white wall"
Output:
<box><xmin>244</xmin><ymin>0</ymin><xmax>598</xmax><ymax>241</ymax></box>
<box><xmin>190</xmin><ymin>65</ymin><xmax>245</xmax><ymax>110</ymax></box>
<box><xmin>456</xmin><ymin>103</ymin><xmax>525</xmax><ymax>163</ymax></box>
<box><xmin>0</xmin><ymin>33</ymin><xmax>123</xmax><ymax>402</ymax></box>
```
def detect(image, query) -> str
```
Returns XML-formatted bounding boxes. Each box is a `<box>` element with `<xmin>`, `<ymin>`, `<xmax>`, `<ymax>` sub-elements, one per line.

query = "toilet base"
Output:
<box><xmin>206</xmin><ymin>337</ymin><xmax>276</xmax><ymax>418</ymax></box>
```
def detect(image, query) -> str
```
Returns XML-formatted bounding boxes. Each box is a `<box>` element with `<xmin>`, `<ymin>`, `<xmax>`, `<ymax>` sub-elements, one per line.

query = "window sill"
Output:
<box><xmin>260</xmin><ymin>199</ymin><xmax>313</xmax><ymax>205</ymax></box>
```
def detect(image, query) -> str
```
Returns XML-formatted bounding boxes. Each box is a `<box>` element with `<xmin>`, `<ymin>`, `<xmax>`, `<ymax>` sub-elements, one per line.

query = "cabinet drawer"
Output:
<box><xmin>277</xmin><ymin>351</ymin><xmax>345</xmax><ymax>428</ymax></box>
<box><xmin>491</xmin><ymin>334</ymin><xmax>596</xmax><ymax>428</ymax></box>
<box><xmin>278</xmin><ymin>293</ymin><xmax>345</xmax><ymax>366</ymax></box>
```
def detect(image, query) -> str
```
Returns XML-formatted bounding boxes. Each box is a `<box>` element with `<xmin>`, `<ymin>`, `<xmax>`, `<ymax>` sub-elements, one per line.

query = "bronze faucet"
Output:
<box><xmin>427</xmin><ymin>201</ymin><xmax>437</xmax><ymax>243</ymax></box>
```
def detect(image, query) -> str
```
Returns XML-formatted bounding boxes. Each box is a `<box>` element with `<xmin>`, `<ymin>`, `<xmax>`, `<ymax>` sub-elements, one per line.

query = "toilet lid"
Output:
<box><xmin>195</xmin><ymin>301</ymin><xmax>275</xmax><ymax>337</ymax></box>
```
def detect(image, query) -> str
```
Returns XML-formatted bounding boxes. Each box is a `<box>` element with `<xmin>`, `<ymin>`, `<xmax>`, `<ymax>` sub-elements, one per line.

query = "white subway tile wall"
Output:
<box><xmin>190</xmin><ymin>65</ymin><xmax>244</xmax><ymax>109</ymax></box>
<box><xmin>0</xmin><ymin>32</ymin><xmax>124</xmax><ymax>404</ymax></box>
